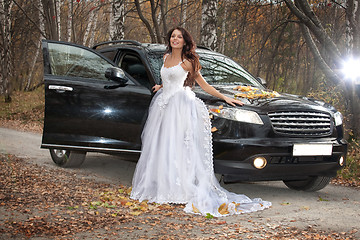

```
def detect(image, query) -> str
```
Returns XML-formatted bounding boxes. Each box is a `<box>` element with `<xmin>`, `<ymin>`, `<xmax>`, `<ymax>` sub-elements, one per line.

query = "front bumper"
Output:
<box><xmin>213</xmin><ymin>138</ymin><xmax>347</xmax><ymax>182</ymax></box>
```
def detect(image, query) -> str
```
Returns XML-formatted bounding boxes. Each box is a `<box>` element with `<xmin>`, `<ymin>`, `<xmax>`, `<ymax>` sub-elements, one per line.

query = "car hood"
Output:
<box><xmin>193</xmin><ymin>85</ymin><xmax>336</xmax><ymax>114</ymax></box>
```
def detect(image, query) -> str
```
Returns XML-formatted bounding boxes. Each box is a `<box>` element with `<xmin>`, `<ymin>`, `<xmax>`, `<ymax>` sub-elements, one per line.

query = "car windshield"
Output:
<box><xmin>147</xmin><ymin>51</ymin><xmax>263</xmax><ymax>88</ymax></box>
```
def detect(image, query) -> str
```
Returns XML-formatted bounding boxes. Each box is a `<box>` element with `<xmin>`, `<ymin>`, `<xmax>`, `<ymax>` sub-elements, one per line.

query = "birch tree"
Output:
<box><xmin>84</xmin><ymin>4</ymin><xmax>96</xmax><ymax>45</ymax></box>
<box><xmin>200</xmin><ymin>0</ymin><xmax>218</xmax><ymax>50</ymax></box>
<box><xmin>88</xmin><ymin>8</ymin><xmax>99</xmax><ymax>47</ymax></box>
<box><xmin>66</xmin><ymin>0</ymin><xmax>73</xmax><ymax>42</ymax></box>
<box><xmin>25</xmin><ymin>0</ymin><xmax>45</xmax><ymax>90</ymax></box>
<box><xmin>0</xmin><ymin>0</ymin><xmax>13</xmax><ymax>102</ymax></box>
<box><xmin>110</xmin><ymin>0</ymin><xmax>126</xmax><ymax>41</ymax></box>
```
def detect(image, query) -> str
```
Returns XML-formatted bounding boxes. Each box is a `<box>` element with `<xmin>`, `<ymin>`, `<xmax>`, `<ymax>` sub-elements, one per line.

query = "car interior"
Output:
<box><xmin>120</xmin><ymin>54</ymin><xmax>150</xmax><ymax>89</ymax></box>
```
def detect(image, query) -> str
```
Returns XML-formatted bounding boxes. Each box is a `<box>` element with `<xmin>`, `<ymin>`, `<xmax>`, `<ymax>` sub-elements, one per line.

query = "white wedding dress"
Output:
<box><xmin>130</xmin><ymin>56</ymin><xmax>271</xmax><ymax>217</ymax></box>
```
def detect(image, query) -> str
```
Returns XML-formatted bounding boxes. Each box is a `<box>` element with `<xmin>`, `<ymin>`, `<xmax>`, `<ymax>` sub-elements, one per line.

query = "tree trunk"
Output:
<box><xmin>110</xmin><ymin>0</ymin><xmax>125</xmax><ymax>41</ymax></box>
<box><xmin>218</xmin><ymin>0</ymin><xmax>227</xmax><ymax>54</ymax></box>
<box><xmin>55</xmin><ymin>0</ymin><xmax>61</xmax><ymax>40</ymax></box>
<box><xmin>25</xmin><ymin>0</ymin><xmax>45</xmax><ymax>91</ymax></box>
<box><xmin>84</xmin><ymin>6</ymin><xmax>95</xmax><ymax>45</ymax></box>
<box><xmin>345</xmin><ymin>0</ymin><xmax>360</xmax><ymax>135</ymax></box>
<box><xmin>134</xmin><ymin>0</ymin><xmax>156</xmax><ymax>43</ymax></box>
<box><xmin>284</xmin><ymin>0</ymin><xmax>341</xmax><ymax>64</ymax></box>
<box><xmin>0</xmin><ymin>0</ymin><xmax>13</xmax><ymax>102</ymax></box>
<box><xmin>180</xmin><ymin>0</ymin><xmax>187</xmax><ymax>27</ymax></box>
<box><xmin>150</xmin><ymin>0</ymin><xmax>162</xmax><ymax>43</ymax></box>
<box><xmin>160</xmin><ymin>0</ymin><xmax>168</xmax><ymax>38</ymax></box>
<box><xmin>200</xmin><ymin>0</ymin><xmax>218</xmax><ymax>50</ymax></box>
<box><xmin>66</xmin><ymin>0</ymin><xmax>73</xmax><ymax>42</ymax></box>
<box><xmin>41</xmin><ymin>0</ymin><xmax>59</xmax><ymax>40</ymax></box>
<box><xmin>88</xmin><ymin>9</ymin><xmax>99</xmax><ymax>47</ymax></box>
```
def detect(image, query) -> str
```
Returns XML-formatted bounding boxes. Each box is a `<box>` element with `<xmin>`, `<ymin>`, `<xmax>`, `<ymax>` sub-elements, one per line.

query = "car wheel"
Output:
<box><xmin>49</xmin><ymin>149</ymin><xmax>86</xmax><ymax>168</ymax></box>
<box><xmin>283</xmin><ymin>176</ymin><xmax>332</xmax><ymax>192</ymax></box>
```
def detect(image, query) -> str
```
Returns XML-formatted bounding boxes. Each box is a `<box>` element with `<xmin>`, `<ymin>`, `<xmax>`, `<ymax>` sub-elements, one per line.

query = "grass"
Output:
<box><xmin>0</xmin><ymin>88</ymin><xmax>44</xmax><ymax>133</ymax></box>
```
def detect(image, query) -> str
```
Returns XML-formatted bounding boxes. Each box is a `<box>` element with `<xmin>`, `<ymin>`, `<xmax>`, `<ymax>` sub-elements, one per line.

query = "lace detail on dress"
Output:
<box><xmin>184</xmin><ymin>129</ymin><xmax>191</xmax><ymax>149</ymax></box>
<box><xmin>195</xmin><ymin>97</ymin><xmax>214</xmax><ymax>174</ymax></box>
<box><xmin>157</xmin><ymin>61</ymin><xmax>189</xmax><ymax>110</ymax></box>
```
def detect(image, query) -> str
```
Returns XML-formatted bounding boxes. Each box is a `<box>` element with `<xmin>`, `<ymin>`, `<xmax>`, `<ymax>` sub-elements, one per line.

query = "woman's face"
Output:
<box><xmin>170</xmin><ymin>29</ymin><xmax>185</xmax><ymax>50</ymax></box>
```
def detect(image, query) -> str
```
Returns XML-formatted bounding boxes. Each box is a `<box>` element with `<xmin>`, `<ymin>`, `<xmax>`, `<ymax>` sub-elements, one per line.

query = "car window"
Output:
<box><xmin>100</xmin><ymin>50</ymin><xmax>117</xmax><ymax>62</ymax></box>
<box><xmin>147</xmin><ymin>51</ymin><xmax>263</xmax><ymax>88</ymax></box>
<box><xmin>120</xmin><ymin>54</ymin><xmax>150</xmax><ymax>88</ymax></box>
<box><xmin>147</xmin><ymin>53</ymin><xmax>163</xmax><ymax>83</ymax></box>
<box><xmin>200</xmin><ymin>53</ymin><xmax>263</xmax><ymax>88</ymax></box>
<box><xmin>47</xmin><ymin>42</ymin><xmax>115</xmax><ymax>81</ymax></box>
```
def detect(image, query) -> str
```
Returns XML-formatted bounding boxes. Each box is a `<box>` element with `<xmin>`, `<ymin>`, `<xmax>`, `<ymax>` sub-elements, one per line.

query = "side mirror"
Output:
<box><xmin>257</xmin><ymin>77</ymin><xmax>267</xmax><ymax>87</ymax></box>
<box><xmin>105</xmin><ymin>67</ymin><xmax>127</xmax><ymax>84</ymax></box>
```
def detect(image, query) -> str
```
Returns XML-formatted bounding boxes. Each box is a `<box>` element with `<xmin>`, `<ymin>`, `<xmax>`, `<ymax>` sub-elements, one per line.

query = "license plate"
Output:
<box><xmin>293</xmin><ymin>143</ymin><xmax>333</xmax><ymax>156</ymax></box>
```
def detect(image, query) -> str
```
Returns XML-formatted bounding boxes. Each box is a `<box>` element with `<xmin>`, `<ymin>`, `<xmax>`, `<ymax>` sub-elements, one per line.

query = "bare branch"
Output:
<box><xmin>12</xmin><ymin>0</ymin><xmax>47</xmax><ymax>39</ymax></box>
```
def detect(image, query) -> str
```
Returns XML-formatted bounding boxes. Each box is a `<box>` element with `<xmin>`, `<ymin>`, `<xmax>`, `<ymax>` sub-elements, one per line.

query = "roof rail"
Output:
<box><xmin>197</xmin><ymin>45</ymin><xmax>213</xmax><ymax>51</ymax></box>
<box><xmin>92</xmin><ymin>40</ymin><xmax>142</xmax><ymax>49</ymax></box>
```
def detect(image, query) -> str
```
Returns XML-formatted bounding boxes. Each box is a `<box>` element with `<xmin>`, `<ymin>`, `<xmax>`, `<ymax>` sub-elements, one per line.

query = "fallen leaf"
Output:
<box><xmin>192</xmin><ymin>204</ymin><xmax>200</xmax><ymax>213</ymax></box>
<box><xmin>218</xmin><ymin>203</ymin><xmax>229</xmax><ymax>215</ymax></box>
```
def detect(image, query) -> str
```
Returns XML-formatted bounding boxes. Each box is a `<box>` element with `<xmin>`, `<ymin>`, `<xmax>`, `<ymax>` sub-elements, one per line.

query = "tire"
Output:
<box><xmin>49</xmin><ymin>149</ymin><xmax>86</xmax><ymax>168</ymax></box>
<box><xmin>283</xmin><ymin>176</ymin><xmax>332</xmax><ymax>192</ymax></box>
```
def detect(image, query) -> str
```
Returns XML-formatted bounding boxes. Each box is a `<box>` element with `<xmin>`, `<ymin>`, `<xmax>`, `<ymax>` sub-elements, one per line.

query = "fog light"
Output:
<box><xmin>339</xmin><ymin>156</ymin><xmax>345</xmax><ymax>166</ymax></box>
<box><xmin>253</xmin><ymin>157</ymin><xmax>267</xmax><ymax>169</ymax></box>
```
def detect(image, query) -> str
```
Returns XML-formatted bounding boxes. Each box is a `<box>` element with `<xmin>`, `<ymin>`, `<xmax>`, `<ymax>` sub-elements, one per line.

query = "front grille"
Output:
<box><xmin>268</xmin><ymin>111</ymin><xmax>332</xmax><ymax>137</ymax></box>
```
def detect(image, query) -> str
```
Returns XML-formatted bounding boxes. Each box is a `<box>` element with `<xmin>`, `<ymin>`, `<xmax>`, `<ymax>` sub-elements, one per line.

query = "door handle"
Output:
<box><xmin>48</xmin><ymin>85</ymin><xmax>73</xmax><ymax>92</ymax></box>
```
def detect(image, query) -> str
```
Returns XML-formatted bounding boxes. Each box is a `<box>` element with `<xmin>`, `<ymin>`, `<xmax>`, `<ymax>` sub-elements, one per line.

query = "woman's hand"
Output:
<box><xmin>224</xmin><ymin>96</ymin><xmax>244</xmax><ymax>107</ymax></box>
<box><xmin>152</xmin><ymin>84</ymin><xmax>162</xmax><ymax>92</ymax></box>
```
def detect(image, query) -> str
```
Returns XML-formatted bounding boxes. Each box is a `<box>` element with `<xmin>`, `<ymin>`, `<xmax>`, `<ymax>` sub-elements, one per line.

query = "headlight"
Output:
<box><xmin>334</xmin><ymin>111</ymin><xmax>343</xmax><ymax>126</ymax></box>
<box><xmin>209</xmin><ymin>105</ymin><xmax>263</xmax><ymax>125</ymax></box>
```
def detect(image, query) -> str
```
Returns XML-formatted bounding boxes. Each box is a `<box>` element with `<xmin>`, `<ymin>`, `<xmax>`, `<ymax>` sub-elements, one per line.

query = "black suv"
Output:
<box><xmin>41</xmin><ymin>40</ymin><xmax>347</xmax><ymax>191</ymax></box>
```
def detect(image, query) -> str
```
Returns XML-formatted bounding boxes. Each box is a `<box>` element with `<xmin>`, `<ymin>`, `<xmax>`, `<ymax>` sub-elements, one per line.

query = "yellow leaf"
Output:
<box><xmin>130</xmin><ymin>211</ymin><xmax>142</xmax><ymax>216</ymax></box>
<box><xmin>211</xmin><ymin>127</ymin><xmax>218</xmax><ymax>133</ymax></box>
<box><xmin>140</xmin><ymin>201</ymin><xmax>148</xmax><ymax>207</ymax></box>
<box><xmin>210</xmin><ymin>108</ymin><xmax>221</xmax><ymax>113</ymax></box>
<box><xmin>192</xmin><ymin>204</ymin><xmax>200</xmax><ymax>213</ymax></box>
<box><xmin>125</xmin><ymin>202</ymin><xmax>133</xmax><ymax>206</ymax></box>
<box><xmin>126</xmin><ymin>187</ymin><xmax>132</xmax><ymax>195</ymax></box>
<box><xmin>218</xmin><ymin>203</ymin><xmax>229</xmax><ymax>215</ymax></box>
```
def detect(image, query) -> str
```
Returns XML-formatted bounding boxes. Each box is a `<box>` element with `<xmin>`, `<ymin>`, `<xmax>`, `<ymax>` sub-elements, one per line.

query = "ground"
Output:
<box><xmin>0</xmin><ymin>128</ymin><xmax>359</xmax><ymax>240</ymax></box>
<box><xmin>0</xmin><ymin>154</ymin><xmax>358</xmax><ymax>240</ymax></box>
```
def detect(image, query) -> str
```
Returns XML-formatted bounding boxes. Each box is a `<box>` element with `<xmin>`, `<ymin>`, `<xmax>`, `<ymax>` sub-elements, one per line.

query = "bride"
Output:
<box><xmin>130</xmin><ymin>26</ymin><xmax>271</xmax><ymax>217</ymax></box>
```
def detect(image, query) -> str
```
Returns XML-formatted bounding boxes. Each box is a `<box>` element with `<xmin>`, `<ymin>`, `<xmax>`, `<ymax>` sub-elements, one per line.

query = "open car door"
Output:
<box><xmin>41</xmin><ymin>40</ymin><xmax>151</xmax><ymax>164</ymax></box>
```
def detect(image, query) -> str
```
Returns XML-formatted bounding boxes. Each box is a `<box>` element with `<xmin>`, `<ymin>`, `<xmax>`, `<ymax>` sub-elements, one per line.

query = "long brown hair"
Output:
<box><xmin>165</xmin><ymin>27</ymin><xmax>201</xmax><ymax>87</ymax></box>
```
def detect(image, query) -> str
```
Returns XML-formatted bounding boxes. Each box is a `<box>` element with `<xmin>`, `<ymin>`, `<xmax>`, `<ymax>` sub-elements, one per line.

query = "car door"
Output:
<box><xmin>41</xmin><ymin>40</ymin><xmax>151</xmax><ymax>152</ymax></box>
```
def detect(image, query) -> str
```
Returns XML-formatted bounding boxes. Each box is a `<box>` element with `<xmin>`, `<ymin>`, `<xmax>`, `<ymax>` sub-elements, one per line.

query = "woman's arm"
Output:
<box><xmin>194</xmin><ymin>73</ymin><xmax>243</xmax><ymax>106</ymax></box>
<box><xmin>182</xmin><ymin>60</ymin><xmax>243</xmax><ymax>106</ymax></box>
<box><xmin>152</xmin><ymin>84</ymin><xmax>162</xmax><ymax>92</ymax></box>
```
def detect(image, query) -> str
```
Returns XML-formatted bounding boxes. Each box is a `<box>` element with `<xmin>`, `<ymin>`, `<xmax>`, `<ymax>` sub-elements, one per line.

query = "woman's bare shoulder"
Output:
<box><xmin>163</xmin><ymin>53</ymin><xmax>170</xmax><ymax>60</ymax></box>
<box><xmin>182</xmin><ymin>59</ymin><xmax>193</xmax><ymax>71</ymax></box>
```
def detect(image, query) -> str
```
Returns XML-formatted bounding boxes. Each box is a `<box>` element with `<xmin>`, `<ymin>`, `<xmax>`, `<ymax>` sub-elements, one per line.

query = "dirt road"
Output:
<box><xmin>1</xmin><ymin>127</ymin><xmax>359</xmax><ymax>239</ymax></box>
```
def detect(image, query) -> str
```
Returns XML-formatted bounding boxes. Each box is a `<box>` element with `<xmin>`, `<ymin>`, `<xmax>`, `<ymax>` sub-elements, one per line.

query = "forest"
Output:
<box><xmin>0</xmin><ymin>0</ymin><xmax>359</xmax><ymax>177</ymax></box>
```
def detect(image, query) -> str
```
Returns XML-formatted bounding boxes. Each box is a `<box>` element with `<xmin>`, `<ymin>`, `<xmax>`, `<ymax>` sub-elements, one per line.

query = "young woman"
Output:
<box><xmin>130</xmin><ymin>27</ymin><xmax>271</xmax><ymax>217</ymax></box>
